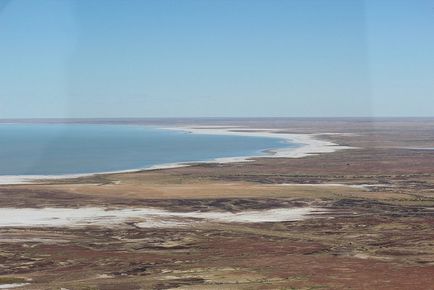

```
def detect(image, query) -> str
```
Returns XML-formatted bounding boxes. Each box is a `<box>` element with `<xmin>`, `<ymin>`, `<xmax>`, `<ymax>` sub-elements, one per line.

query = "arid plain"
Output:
<box><xmin>1</xmin><ymin>118</ymin><xmax>434</xmax><ymax>290</ymax></box>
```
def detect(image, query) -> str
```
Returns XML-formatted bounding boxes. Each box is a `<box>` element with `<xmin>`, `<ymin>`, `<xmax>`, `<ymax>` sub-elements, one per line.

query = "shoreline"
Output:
<box><xmin>0</xmin><ymin>126</ymin><xmax>352</xmax><ymax>185</ymax></box>
<box><xmin>169</xmin><ymin>126</ymin><xmax>353</xmax><ymax>158</ymax></box>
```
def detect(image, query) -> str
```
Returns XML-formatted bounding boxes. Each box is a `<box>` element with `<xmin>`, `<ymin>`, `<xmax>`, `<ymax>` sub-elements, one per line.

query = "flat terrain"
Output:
<box><xmin>1</xmin><ymin>118</ymin><xmax>434</xmax><ymax>290</ymax></box>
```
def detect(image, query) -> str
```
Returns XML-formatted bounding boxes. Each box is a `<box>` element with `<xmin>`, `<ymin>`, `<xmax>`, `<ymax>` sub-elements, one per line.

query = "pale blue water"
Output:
<box><xmin>0</xmin><ymin>124</ymin><xmax>296</xmax><ymax>176</ymax></box>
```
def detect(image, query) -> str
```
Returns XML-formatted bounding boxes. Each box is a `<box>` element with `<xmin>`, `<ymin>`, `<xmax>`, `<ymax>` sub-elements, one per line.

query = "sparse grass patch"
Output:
<box><xmin>79</xmin><ymin>286</ymin><xmax>100</xmax><ymax>290</ymax></box>
<box><xmin>0</xmin><ymin>276</ymin><xmax>27</xmax><ymax>284</ymax></box>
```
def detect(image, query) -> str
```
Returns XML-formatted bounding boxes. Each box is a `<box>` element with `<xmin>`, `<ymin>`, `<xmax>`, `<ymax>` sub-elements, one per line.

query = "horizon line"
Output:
<box><xmin>1</xmin><ymin>116</ymin><xmax>434</xmax><ymax>120</ymax></box>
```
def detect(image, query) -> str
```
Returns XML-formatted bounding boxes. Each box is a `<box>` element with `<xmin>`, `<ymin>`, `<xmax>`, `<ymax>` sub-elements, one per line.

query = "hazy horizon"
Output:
<box><xmin>1</xmin><ymin>116</ymin><xmax>434</xmax><ymax>122</ymax></box>
<box><xmin>1</xmin><ymin>0</ymin><xmax>433</xmax><ymax>118</ymax></box>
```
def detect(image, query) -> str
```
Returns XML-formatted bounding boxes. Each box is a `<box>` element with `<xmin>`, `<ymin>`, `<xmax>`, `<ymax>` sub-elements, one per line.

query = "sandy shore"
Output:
<box><xmin>0</xmin><ymin>126</ymin><xmax>352</xmax><ymax>185</ymax></box>
<box><xmin>169</xmin><ymin>126</ymin><xmax>353</xmax><ymax>159</ymax></box>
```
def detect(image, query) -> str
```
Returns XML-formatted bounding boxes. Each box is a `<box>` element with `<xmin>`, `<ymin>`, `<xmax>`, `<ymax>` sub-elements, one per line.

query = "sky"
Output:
<box><xmin>0</xmin><ymin>0</ymin><xmax>433</xmax><ymax>118</ymax></box>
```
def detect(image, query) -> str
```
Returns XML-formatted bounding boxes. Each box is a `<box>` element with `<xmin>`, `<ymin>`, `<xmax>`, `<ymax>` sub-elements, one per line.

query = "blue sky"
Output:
<box><xmin>0</xmin><ymin>0</ymin><xmax>433</xmax><ymax>118</ymax></box>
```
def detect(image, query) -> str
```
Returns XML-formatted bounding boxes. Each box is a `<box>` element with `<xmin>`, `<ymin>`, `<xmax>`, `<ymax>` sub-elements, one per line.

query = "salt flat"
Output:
<box><xmin>0</xmin><ymin>206</ymin><xmax>320</xmax><ymax>228</ymax></box>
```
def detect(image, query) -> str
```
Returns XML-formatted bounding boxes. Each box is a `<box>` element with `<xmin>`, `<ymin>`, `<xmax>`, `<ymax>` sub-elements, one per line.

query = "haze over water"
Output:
<box><xmin>0</xmin><ymin>124</ymin><xmax>293</xmax><ymax>176</ymax></box>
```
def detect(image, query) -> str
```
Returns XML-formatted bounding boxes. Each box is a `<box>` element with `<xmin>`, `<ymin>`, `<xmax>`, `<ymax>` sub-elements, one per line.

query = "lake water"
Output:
<box><xmin>0</xmin><ymin>124</ymin><xmax>295</xmax><ymax>176</ymax></box>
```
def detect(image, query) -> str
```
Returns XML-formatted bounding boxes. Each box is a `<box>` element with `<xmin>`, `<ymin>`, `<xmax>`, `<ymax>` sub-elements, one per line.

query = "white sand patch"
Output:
<box><xmin>0</xmin><ymin>174</ymin><xmax>90</xmax><ymax>185</ymax></box>
<box><xmin>0</xmin><ymin>283</ymin><xmax>30</xmax><ymax>289</ymax></box>
<box><xmin>403</xmin><ymin>147</ymin><xmax>434</xmax><ymax>150</ymax></box>
<box><xmin>274</xmin><ymin>183</ymin><xmax>393</xmax><ymax>189</ymax></box>
<box><xmin>0</xmin><ymin>207</ymin><xmax>320</xmax><ymax>228</ymax></box>
<box><xmin>96</xmin><ymin>274</ymin><xmax>114</xmax><ymax>279</ymax></box>
<box><xmin>135</xmin><ymin>218</ymin><xmax>193</xmax><ymax>229</ymax></box>
<box><xmin>163</xmin><ymin>207</ymin><xmax>318</xmax><ymax>223</ymax></box>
